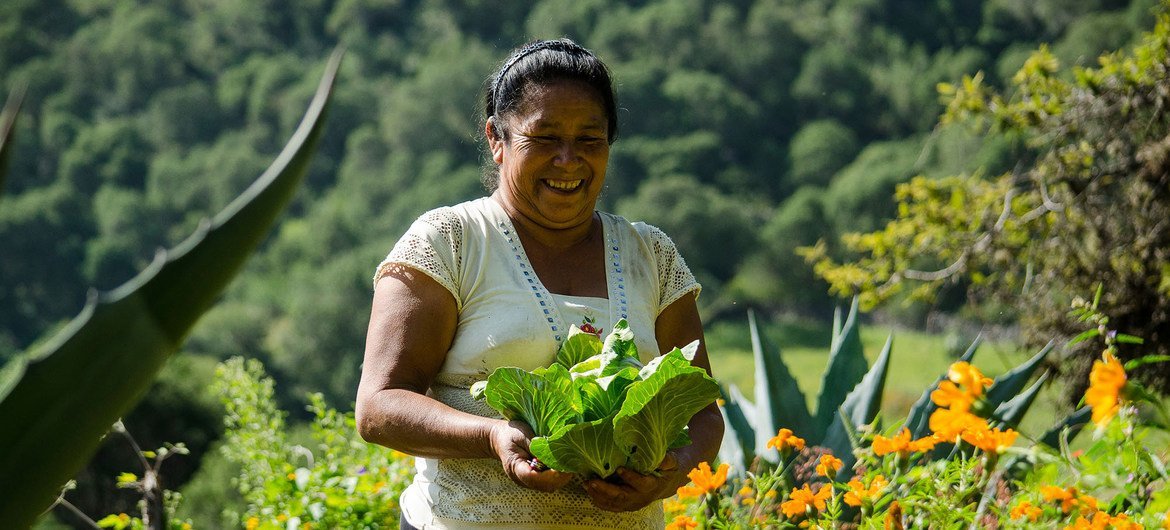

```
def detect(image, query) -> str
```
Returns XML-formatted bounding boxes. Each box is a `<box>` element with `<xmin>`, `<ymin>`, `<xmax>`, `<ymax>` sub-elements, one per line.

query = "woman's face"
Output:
<box><xmin>489</xmin><ymin>79</ymin><xmax>610</xmax><ymax>231</ymax></box>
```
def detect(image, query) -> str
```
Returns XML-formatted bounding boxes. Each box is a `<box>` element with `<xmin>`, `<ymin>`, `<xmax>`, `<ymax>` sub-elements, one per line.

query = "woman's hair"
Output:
<box><xmin>481</xmin><ymin>38</ymin><xmax>618</xmax><ymax>191</ymax></box>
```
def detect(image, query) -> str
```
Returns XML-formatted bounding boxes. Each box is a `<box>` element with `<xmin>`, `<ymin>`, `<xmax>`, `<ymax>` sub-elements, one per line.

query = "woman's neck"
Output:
<box><xmin>492</xmin><ymin>194</ymin><xmax>598</xmax><ymax>251</ymax></box>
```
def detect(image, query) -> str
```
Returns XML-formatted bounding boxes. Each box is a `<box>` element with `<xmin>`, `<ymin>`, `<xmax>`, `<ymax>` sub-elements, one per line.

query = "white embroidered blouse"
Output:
<box><xmin>373</xmin><ymin>197</ymin><xmax>700</xmax><ymax>530</ymax></box>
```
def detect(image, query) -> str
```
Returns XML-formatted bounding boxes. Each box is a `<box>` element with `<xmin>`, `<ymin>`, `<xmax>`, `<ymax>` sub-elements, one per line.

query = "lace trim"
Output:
<box><xmin>428</xmin><ymin>384</ymin><xmax>663</xmax><ymax>529</ymax></box>
<box><xmin>645</xmin><ymin>225</ymin><xmax>700</xmax><ymax>313</ymax></box>
<box><xmin>374</xmin><ymin>208</ymin><xmax>464</xmax><ymax>305</ymax></box>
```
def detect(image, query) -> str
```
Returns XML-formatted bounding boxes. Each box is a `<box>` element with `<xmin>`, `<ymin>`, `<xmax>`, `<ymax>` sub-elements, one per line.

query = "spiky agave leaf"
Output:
<box><xmin>0</xmin><ymin>50</ymin><xmax>343</xmax><ymax>527</ymax></box>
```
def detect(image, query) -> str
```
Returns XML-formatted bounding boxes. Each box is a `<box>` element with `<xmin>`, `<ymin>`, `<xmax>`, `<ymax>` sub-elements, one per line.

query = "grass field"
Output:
<box><xmin>702</xmin><ymin>313</ymin><xmax>1079</xmax><ymax>442</ymax></box>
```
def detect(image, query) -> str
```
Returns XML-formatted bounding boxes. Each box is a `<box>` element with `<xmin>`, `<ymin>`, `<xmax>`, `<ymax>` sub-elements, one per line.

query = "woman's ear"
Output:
<box><xmin>486</xmin><ymin>117</ymin><xmax>505</xmax><ymax>164</ymax></box>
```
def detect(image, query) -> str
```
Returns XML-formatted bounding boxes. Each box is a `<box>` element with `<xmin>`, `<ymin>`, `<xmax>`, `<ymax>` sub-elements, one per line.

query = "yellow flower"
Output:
<box><xmin>663</xmin><ymin>498</ymin><xmax>687</xmax><ymax>514</ymax></box>
<box><xmin>1085</xmin><ymin>350</ymin><xmax>1127</xmax><ymax>427</ymax></box>
<box><xmin>277</xmin><ymin>514</ymin><xmax>289</xmax><ymax>522</ymax></box>
<box><xmin>676</xmin><ymin>462</ymin><xmax>728</xmax><ymax>498</ymax></box>
<box><xmin>1163</xmin><ymin>509</ymin><xmax>1170</xmax><ymax>530</ymax></box>
<box><xmin>666</xmin><ymin>515</ymin><xmax>699</xmax><ymax>530</ymax></box>
<box><xmin>816</xmin><ymin>454</ymin><xmax>843</xmax><ymax>477</ymax></box>
<box><xmin>780</xmin><ymin>484</ymin><xmax>832</xmax><ymax>518</ymax></box>
<box><xmin>245</xmin><ymin>517</ymin><xmax>260</xmax><ymax>530</ymax></box>
<box><xmin>843</xmin><ymin>475</ymin><xmax>887</xmax><ymax>507</ymax></box>
<box><xmin>1010</xmin><ymin>500</ymin><xmax>1042</xmax><ymax>521</ymax></box>
<box><xmin>767</xmin><ymin>428</ymin><xmax>806</xmax><ymax>453</ymax></box>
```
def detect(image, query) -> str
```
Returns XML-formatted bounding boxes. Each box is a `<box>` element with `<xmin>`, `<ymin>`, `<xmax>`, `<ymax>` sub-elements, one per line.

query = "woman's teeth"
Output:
<box><xmin>546</xmin><ymin>179</ymin><xmax>583</xmax><ymax>191</ymax></box>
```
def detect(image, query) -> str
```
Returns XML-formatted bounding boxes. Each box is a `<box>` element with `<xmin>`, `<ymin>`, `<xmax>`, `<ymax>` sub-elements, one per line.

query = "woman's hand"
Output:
<box><xmin>581</xmin><ymin>451</ymin><xmax>691</xmax><ymax>512</ymax></box>
<box><xmin>490</xmin><ymin>420</ymin><xmax>574</xmax><ymax>492</ymax></box>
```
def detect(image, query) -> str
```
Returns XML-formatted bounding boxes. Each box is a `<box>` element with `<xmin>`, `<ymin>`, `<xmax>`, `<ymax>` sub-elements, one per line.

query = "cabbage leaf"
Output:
<box><xmin>471</xmin><ymin>319</ymin><xmax>720</xmax><ymax>477</ymax></box>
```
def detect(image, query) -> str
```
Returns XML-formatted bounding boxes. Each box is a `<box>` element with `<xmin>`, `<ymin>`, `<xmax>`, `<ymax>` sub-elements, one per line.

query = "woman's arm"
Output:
<box><xmin>355</xmin><ymin>265</ymin><xmax>572</xmax><ymax>491</ymax></box>
<box><xmin>582</xmin><ymin>292</ymin><xmax>725</xmax><ymax>511</ymax></box>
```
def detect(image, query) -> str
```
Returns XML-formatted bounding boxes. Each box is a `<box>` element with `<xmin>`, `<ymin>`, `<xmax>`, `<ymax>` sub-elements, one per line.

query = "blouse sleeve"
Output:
<box><xmin>644</xmin><ymin>224</ymin><xmax>701</xmax><ymax>314</ymax></box>
<box><xmin>372</xmin><ymin>207</ymin><xmax>463</xmax><ymax>306</ymax></box>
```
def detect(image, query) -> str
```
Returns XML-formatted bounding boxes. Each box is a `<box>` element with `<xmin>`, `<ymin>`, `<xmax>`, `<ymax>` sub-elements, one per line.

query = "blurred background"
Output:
<box><xmin>1</xmin><ymin>0</ymin><xmax>1158</xmax><ymax>526</ymax></box>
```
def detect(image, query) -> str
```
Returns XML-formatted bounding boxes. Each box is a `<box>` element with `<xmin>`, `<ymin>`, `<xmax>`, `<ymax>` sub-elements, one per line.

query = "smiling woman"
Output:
<box><xmin>355</xmin><ymin>38</ymin><xmax>723</xmax><ymax>530</ymax></box>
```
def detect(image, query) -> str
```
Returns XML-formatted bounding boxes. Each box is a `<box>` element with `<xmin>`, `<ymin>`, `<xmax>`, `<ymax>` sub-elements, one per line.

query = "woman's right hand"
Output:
<box><xmin>490</xmin><ymin>420</ymin><xmax>574</xmax><ymax>492</ymax></box>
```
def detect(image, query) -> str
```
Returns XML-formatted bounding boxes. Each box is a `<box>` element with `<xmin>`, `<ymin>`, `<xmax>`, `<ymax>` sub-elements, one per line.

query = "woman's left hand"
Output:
<box><xmin>581</xmin><ymin>451</ymin><xmax>691</xmax><ymax>512</ymax></box>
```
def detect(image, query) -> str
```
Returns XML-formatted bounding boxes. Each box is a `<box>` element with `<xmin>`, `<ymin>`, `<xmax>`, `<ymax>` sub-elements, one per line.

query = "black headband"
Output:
<box><xmin>490</xmin><ymin>40</ymin><xmax>582</xmax><ymax>115</ymax></box>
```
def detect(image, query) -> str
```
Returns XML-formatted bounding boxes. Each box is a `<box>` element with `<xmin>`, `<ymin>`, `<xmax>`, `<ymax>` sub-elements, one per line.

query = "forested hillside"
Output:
<box><xmin>1</xmin><ymin>0</ymin><xmax>1159</xmax><ymax>524</ymax></box>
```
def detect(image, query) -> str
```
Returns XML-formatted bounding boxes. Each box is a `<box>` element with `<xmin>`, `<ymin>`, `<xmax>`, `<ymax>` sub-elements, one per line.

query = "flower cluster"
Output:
<box><xmin>664</xmin><ymin>347</ymin><xmax>1169</xmax><ymax>529</ymax></box>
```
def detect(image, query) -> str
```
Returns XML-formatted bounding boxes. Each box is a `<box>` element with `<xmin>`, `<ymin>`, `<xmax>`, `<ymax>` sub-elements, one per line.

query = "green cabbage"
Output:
<box><xmin>470</xmin><ymin>319</ymin><xmax>720</xmax><ymax>478</ymax></box>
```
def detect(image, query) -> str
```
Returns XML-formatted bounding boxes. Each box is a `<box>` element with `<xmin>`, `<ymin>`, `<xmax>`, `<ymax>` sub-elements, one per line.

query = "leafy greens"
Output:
<box><xmin>470</xmin><ymin>319</ymin><xmax>720</xmax><ymax>478</ymax></box>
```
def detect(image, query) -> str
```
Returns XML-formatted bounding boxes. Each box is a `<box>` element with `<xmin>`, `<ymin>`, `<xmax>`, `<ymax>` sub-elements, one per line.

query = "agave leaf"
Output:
<box><xmin>0</xmin><ymin>50</ymin><xmax>342</xmax><ymax>526</ymax></box>
<box><xmin>984</xmin><ymin>341</ymin><xmax>1053</xmax><ymax>408</ymax></box>
<box><xmin>0</xmin><ymin>85</ymin><xmax>25</xmax><ymax>199</ymax></box>
<box><xmin>823</xmin><ymin>333</ymin><xmax>893</xmax><ymax>471</ymax></box>
<box><xmin>991</xmin><ymin>371</ymin><xmax>1049</xmax><ymax>430</ymax></box>
<box><xmin>747</xmin><ymin>310</ymin><xmax>812</xmax><ymax>463</ymax></box>
<box><xmin>1039</xmin><ymin>406</ymin><xmax>1091</xmax><ymax>449</ymax></box>
<box><xmin>813</xmin><ymin>296</ymin><xmax>867</xmax><ymax>438</ymax></box>
<box><xmin>718</xmin><ymin>384</ymin><xmax>756</xmax><ymax>473</ymax></box>
<box><xmin>905</xmin><ymin>335</ymin><xmax>982</xmax><ymax>438</ymax></box>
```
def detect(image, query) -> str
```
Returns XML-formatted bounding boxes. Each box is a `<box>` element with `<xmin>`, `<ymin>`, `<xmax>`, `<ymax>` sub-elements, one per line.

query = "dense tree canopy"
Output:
<box><xmin>1</xmin><ymin>0</ymin><xmax>1162</xmax><ymax>521</ymax></box>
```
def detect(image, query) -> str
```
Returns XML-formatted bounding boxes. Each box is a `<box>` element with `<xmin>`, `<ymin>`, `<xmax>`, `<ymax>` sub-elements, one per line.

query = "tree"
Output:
<box><xmin>805</xmin><ymin>4</ymin><xmax>1170</xmax><ymax>393</ymax></box>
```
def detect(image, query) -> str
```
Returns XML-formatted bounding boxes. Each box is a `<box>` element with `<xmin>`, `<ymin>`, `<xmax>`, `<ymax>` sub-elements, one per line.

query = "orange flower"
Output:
<box><xmin>872</xmin><ymin>428</ymin><xmax>912</xmax><ymax>456</ymax></box>
<box><xmin>676</xmin><ymin>462</ymin><xmax>728</xmax><ymax>498</ymax></box>
<box><xmin>885</xmin><ymin>500</ymin><xmax>904</xmax><ymax>530</ymax></box>
<box><xmin>1010</xmin><ymin>500</ymin><xmax>1042</xmax><ymax>521</ymax></box>
<box><xmin>767</xmin><ymin>428</ymin><xmax>806</xmax><ymax>453</ymax></box>
<box><xmin>780</xmin><ymin>484</ymin><xmax>832</xmax><ymax>518</ymax></box>
<box><xmin>1085</xmin><ymin>350</ymin><xmax>1127</xmax><ymax>427</ymax></box>
<box><xmin>948</xmin><ymin>362</ymin><xmax>993</xmax><ymax>397</ymax></box>
<box><xmin>245</xmin><ymin>518</ymin><xmax>260</xmax><ymax>530</ymax></box>
<box><xmin>930</xmin><ymin>381</ymin><xmax>974</xmax><ymax>412</ymax></box>
<box><xmin>960</xmin><ymin>424</ymin><xmax>1019</xmax><ymax>453</ymax></box>
<box><xmin>907</xmin><ymin>434</ymin><xmax>940</xmax><ymax>453</ymax></box>
<box><xmin>1063</xmin><ymin>510</ymin><xmax>1136</xmax><ymax>530</ymax></box>
<box><xmin>666</xmin><ymin>515</ymin><xmax>698</xmax><ymax>530</ymax></box>
<box><xmin>1041</xmin><ymin>485</ymin><xmax>1098</xmax><ymax>515</ymax></box>
<box><xmin>816</xmin><ymin>454</ymin><xmax>843</xmax><ymax>477</ymax></box>
<box><xmin>928</xmin><ymin>407</ymin><xmax>986</xmax><ymax>440</ymax></box>
<box><xmin>843</xmin><ymin>475</ymin><xmax>887</xmax><ymax>507</ymax></box>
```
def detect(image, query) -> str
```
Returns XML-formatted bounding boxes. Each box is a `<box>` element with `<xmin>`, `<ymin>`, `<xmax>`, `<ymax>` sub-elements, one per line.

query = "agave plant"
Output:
<box><xmin>718</xmin><ymin>297</ymin><xmax>1059</xmax><ymax>478</ymax></box>
<box><xmin>0</xmin><ymin>50</ymin><xmax>342</xmax><ymax>528</ymax></box>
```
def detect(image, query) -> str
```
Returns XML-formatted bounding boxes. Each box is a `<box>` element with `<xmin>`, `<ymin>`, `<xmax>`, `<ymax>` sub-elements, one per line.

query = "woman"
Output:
<box><xmin>356</xmin><ymin>38</ymin><xmax>723</xmax><ymax>530</ymax></box>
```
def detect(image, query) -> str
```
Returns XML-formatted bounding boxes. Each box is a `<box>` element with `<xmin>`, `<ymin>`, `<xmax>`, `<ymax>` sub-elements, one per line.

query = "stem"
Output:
<box><xmin>52</xmin><ymin>497</ymin><xmax>101</xmax><ymax>529</ymax></box>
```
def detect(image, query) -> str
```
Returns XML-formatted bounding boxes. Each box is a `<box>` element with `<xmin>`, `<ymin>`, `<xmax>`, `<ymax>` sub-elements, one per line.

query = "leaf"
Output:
<box><xmin>823</xmin><ymin>333</ymin><xmax>893</xmax><ymax>472</ymax></box>
<box><xmin>1039</xmin><ymin>406</ymin><xmax>1091</xmax><ymax>449</ymax></box>
<box><xmin>718</xmin><ymin>384</ymin><xmax>756</xmax><ymax>474</ymax></box>
<box><xmin>602</xmin><ymin>318</ymin><xmax>638</xmax><ymax>361</ymax></box>
<box><xmin>479</xmin><ymin>367</ymin><xmax>580</xmax><ymax>437</ymax></box>
<box><xmin>556</xmin><ymin>326</ymin><xmax>603</xmax><ymax>368</ymax></box>
<box><xmin>613</xmin><ymin>358</ymin><xmax>720</xmax><ymax>474</ymax></box>
<box><xmin>0</xmin><ymin>50</ymin><xmax>343</xmax><ymax>527</ymax></box>
<box><xmin>746</xmin><ymin>309</ymin><xmax>812</xmax><ymax>464</ymax></box>
<box><xmin>984</xmin><ymin>341</ymin><xmax>1053</xmax><ymax>408</ymax></box>
<box><xmin>0</xmin><ymin>85</ymin><xmax>25</xmax><ymax>199</ymax></box>
<box><xmin>814</xmin><ymin>297</ymin><xmax>868</xmax><ymax>438</ymax></box>
<box><xmin>573</xmin><ymin>369</ymin><xmax>637</xmax><ymax>421</ymax></box>
<box><xmin>991</xmin><ymin>371</ymin><xmax>1049</xmax><ymax>430</ymax></box>
<box><xmin>906</xmin><ymin>335</ymin><xmax>981</xmax><ymax>438</ymax></box>
<box><xmin>530</xmin><ymin>416</ymin><xmax>628</xmax><ymax>478</ymax></box>
<box><xmin>1123</xmin><ymin>354</ymin><xmax>1170</xmax><ymax>370</ymax></box>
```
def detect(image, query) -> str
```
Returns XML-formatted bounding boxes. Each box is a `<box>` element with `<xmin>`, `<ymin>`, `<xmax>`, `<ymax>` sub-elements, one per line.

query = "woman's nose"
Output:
<box><xmin>553</xmin><ymin>141</ymin><xmax>582</xmax><ymax>168</ymax></box>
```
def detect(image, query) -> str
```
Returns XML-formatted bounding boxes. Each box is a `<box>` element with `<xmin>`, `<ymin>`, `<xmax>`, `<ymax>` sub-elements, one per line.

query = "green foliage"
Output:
<box><xmin>720</xmin><ymin>298</ymin><xmax>886</xmax><ymax>475</ymax></box>
<box><xmin>213</xmin><ymin>357</ymin><xmax>411</xmax><ymax>529</ymax></box>
<box><xmin>0</xmin><ymin>52</ymin><xmax>340</xmax><ymax>528</ymax></box>
<box><xmin>473</xmin><ymin>321</ymin><xmax>720</xmax><ymax>477</ymax></box>
<box><xmin>806</xmin><ymin>3</ymin><xmax>1170</xmax><ymax>392</ymax></box>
